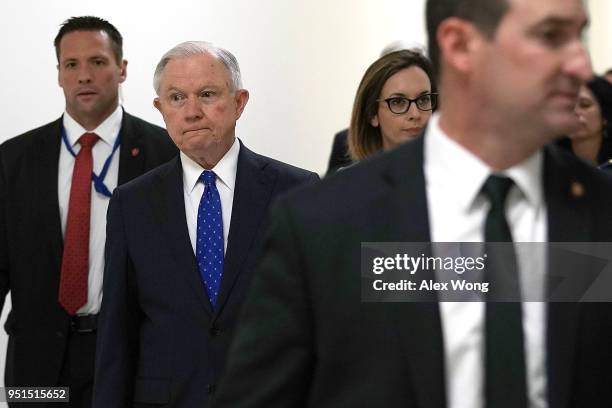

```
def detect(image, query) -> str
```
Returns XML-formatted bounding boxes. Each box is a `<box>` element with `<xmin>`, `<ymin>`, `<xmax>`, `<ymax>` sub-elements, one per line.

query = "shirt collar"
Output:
<box><xmin>181</xmin><ymin>137</ymin><xmax>240</xmax><ymax>196</ymax></box>
<box><xmin>424</xmin><ymin>113</ymin><xmax>543</xmax><ymax>212</ymax></box>
<box><xmin>62</xmin><ymin>105</ymin><xmax>123</xmax><ymax>148</ymax></box>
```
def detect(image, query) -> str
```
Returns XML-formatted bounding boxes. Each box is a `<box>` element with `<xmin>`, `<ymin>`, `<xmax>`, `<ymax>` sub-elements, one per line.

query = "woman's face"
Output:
<box><xmin>371</xmin><ymin>65</ymin><xmax>433</xmax><ymax>151</ymax></box>
<box><xmin>570</xmin><ymin>85</ymin><xmax>604</xmax><ymax>141</ymax></box>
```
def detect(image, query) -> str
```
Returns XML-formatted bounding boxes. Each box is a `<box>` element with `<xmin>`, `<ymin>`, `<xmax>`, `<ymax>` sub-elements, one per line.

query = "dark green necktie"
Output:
<box><xmin>482</xmin><ymin>175</ymin><xmax>527</xmax><ymax>408</ymax></box>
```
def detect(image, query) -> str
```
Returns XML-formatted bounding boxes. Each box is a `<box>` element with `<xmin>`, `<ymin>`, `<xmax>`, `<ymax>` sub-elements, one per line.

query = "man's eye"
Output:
<box><xmin>65</xmin><ymin>62</ymin><xmax>77</xmax><ymax>69</ymax></box>
<box><xmin>200</xmin><ymin>91</ymin><xmax>215</xmax><ymax>98</ymax></box>
<box><xmin>539</xmin><ymin>29</ymin><xmax>567</xmax><ymax>46</ymax></box>
<box><xmin>93</xmin><ymin>59</ymin><xmax>106</xmax><ymax>66</ymax></box>
<box><xmin>170</xmin><ymin>94</ymin><xmax>185</xmax><ymax>102</ymax></box>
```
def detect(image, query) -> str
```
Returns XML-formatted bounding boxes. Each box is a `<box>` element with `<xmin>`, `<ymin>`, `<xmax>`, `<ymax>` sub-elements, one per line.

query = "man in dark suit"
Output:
<box><xmin>92</xmin><ymin>41</ymin><xmax>318</xmax><ymax>408</ymax></box>
<box><xmin>0</xmin><ymin>16</ymin><xmax>176</xmax><ymax>408</ymax></box>
<box><xmin>325</xmin><ymin>129</ymin><xmax>352</xmax><ymax>174</ymax></box>
<box><xmin>213</xmin><ymin>0</ymin><xmax>612</xmax><ymax>407</ymax></box>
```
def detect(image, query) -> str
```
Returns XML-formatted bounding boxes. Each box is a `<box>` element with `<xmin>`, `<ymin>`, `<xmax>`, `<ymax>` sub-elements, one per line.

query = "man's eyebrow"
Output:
<box><xmin>164</xmin><ymin>86</ymin><xmax>183</xmax><ymax>93</ymax></box>
<box><xmin>534</xmin><ymin>15</ymin><xmax>589</xmax><ymax>30</ymax></box>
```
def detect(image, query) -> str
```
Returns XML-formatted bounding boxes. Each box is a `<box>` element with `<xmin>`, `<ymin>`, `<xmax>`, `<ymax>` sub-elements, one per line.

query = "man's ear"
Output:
<box><xmin>234</xmin><ymin>89</ymin><xmax>250</xmax><ymax>120</ymax></box>
<box><xmin>437</xmin><ymin>17</ymin><xmax>484</xmax><ymax>75</ymax></box>
<box><xmin>118</xmin><ymin>59</ymin><xmax>128</xmax><ymax>83</ymax></box>
<box><xmin>153</xmin><ymin>97</ymin><xmax>162</xmax><ymax>113</ymax></box>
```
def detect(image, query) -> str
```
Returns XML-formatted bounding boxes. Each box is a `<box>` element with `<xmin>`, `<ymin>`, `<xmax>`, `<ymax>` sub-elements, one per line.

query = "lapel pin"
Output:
<box><xmin>570</xmin><ymin>181</ymin><xmax>584</xmax><ymax>198</ymax></box>
<box><xmin>131</xmin><ymin>147</ymin><xmax>140</xmax><ymax>157</ymax></box>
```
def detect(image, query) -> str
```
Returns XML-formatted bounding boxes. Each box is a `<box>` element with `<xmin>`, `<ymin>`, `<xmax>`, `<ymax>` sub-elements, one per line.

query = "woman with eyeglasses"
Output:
<box><xmin>348</xmin><ymin>49</ymin><xmax>437</xmax><ymax>161</ymax></box>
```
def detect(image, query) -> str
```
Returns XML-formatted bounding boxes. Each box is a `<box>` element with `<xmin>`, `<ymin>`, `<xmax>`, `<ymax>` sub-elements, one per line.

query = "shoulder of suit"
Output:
<box><xmin>276</xmin><ymin>138</ymin><xmax>418</xmax><ymax>210</ymax></box>
<box><xmin>546</xmin><ymin>142</ymin><xmax>612</xmax><ymax>189</ymax></box>
<box><xmin>122</xmin><ymin>111</ymin><xmax>169</xmax><ymax>140</ymax></box>
<box><xmin>240</xmin><ymin>143</ymin><xmax>318</xmax><ymax>181</ymax></box>
<box><xmin>115</xmin><ymin>156</ymin><xmax>177</xmax><ymax>195</ymax></box>
<box><xmin>0</xmin><ymin>118</ymin><xmax>62</xmax><ymax>166</ymax></box>
<box><xmin>1</xmin><ymin>118</ymin><xmax>61</xmax><ymax>151</ymax></box>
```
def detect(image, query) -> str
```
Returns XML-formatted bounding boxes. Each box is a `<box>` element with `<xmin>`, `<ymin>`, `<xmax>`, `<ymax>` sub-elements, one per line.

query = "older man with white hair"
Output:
<box><xmin>92</xmin><ymin>41</ymin><xmax>318</xmax><ymax>408</ymax></box>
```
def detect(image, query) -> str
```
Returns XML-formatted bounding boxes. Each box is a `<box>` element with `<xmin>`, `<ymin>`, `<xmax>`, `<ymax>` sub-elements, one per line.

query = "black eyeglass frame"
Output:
<box><xmin>376</xmin><ymin>93</ymin><xmax>438</xmax><ymax>114</ymax></box>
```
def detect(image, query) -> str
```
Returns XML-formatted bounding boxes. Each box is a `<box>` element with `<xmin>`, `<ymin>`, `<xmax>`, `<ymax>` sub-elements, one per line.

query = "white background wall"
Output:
<box><xmin>0</xmin><ymin>0</ymin><xmax>427</xmax><ymax>172</ymax></box>
<box><xmin>0</xmin><ymin>0</ymin><xmax>609</xmax><ymax>404</ymax></box>
<box><xmin>587</xmin><ymin>0</ymin><xmax>612</xmax><ymax>73</ymax></box>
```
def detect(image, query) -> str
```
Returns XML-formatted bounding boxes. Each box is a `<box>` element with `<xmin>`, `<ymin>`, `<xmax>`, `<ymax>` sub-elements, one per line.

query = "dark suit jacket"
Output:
<box><xmin>92</xmin><ymin>141</ymin><xmax>319</xmax><ymax>408</ymax></box>
<box><xmin>325</xmin><ymin>129</ymin><xmax>353</xmax><ymax>175</ymax></box>
<box><xmin>213</xmin><ymin>136</ymin><xmax>612</xmax><ymax>408</ymax></box>
<box><xmin>0</xmin><ymin>111</ymin><xmax>177</xmax><ymax>388</ymax></box>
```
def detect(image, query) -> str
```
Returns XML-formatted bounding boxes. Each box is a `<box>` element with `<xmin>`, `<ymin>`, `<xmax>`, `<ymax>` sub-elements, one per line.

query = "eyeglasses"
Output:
<box><xmin>377</xmin><ymin>93</ymin><xmax>438</xmax><ymax>114</ymax></box>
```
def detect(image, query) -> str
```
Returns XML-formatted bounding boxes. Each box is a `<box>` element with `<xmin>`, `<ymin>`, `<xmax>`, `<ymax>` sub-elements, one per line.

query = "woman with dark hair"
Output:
<box><xmin>565</xmin><ymin>76</ymin><xmax>612</xmax><ymax>169</ymax></box>
<box><xmin>348</xmin><ymin>49</ymin><xmax>437</xmax><ymax>161</ymax></box>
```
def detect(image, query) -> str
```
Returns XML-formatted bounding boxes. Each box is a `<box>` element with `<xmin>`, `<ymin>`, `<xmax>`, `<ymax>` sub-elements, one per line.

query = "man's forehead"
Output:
<box><xmin>160</xmin><ymin>54</ymin><xmax>230</xmax><ymax>89</ymax></box>
<box><xmin>59</xmin><ymin>30</ymin><xmax>113</xmax><ymax>58</ymax></box>
<box><xmin>505</xmin><ymin>0</ymin><xmax>587</xmax><ymax>27</ymax></box>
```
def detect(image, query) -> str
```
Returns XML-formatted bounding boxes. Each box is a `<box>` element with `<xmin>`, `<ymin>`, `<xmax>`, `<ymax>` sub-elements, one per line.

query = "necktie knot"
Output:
<box><xmin>79</xmin><ymin>133</ymin><xmax>99</xmax><ymax>150</ymax></box>
<box><xmin>482</xmin><ymin>175</ymin><xmax>514</xmax><ymax>209</ymax></box>
<box><xmin>200</xmin><ymin>170</ymin><xmax>217</xmax><ymax>187</ymax></box>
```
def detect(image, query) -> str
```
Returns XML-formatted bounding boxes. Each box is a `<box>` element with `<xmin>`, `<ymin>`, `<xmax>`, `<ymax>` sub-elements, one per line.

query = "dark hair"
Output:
<box><xmin>426</xmin><ymin>0</ymin><xmax>508</xmax><ymax>79</ymax></box>
<box><xmin>54</xmin><ymin>16</ymin><xmax>123</xmax><ymax>63</ymax></box>
<box><xmin>558</xmin><ymin>76</ymin><xmax>612</xmax><ymax>164</ymax></box>
<box><xmin>587</xmin><ymin>76</ymin><xmax>612</xmax><ymax>163</ymax></box>
<box><xmin>348</xmin><ymin>50</ymin><xmax>437</xmax><ymax>160</ymax></box>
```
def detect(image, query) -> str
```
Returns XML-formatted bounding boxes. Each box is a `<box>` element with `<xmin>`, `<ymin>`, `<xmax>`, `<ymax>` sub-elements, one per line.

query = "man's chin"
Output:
<box><xmin>544</xmin><ymin>112</ymin><xmax>581</xmax><ymax>138</ymax></box>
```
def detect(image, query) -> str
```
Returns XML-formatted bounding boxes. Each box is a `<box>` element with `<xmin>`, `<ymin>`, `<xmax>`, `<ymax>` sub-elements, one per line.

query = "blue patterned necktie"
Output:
<box><xmin>196</xmin><ymin>170</ymin><xmax>224</xmax><ymax>309</ymax></box>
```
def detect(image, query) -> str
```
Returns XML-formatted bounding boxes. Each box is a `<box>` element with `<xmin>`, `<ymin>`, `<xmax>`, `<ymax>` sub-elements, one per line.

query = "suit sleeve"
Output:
<box><xmin>92</xmin><ymin>189</ymin><xmax>141</xmax><ymax>408</ymax></box>
<box><xmin>213</xmin><ymin>197</ymin><xmax>314</xmax><ymax>408</ymax></box>
<box><xmin>0</xmin><ymin>151</ymin><xmax>10</xmax><ymax>314</ymax></box>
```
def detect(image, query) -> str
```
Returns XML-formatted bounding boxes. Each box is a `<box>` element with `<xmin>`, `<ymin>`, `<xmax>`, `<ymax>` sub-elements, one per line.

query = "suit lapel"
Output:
<box><xmin>544</xmin><ymin>146</ymin><xmax>590</xmax><ymax>408</ymax></box>
<box><xmin>151</xmin><ymin>157</ymin><xmax>213</xmax><ymax>317</ymax></box>
<box><xmin>381</xmin><ymin>138</ymin><xmax>447</xmax><ymax>408</ymax></box>
<box><xmin>117</xmin><ymin>111</ymin><xmax>146</xmax><ymax>185</ymax></box>
<box><xmin>34</xmin><ymin>119</ymin><xmax>64</xmax><ymax>271</ymax></box>
<box><xmin>215</xmin><ymin>142</ymin><xmax>276</xmax><ymax>316</ymax></box>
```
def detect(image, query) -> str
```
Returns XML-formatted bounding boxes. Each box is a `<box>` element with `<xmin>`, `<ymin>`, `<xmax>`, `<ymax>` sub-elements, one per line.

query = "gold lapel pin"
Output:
<box><xmin>570</xmin><ymin>181</ymin><xmax>584</xmax><ymax>198</ymax></box>
<box><xmin>131</xmin><ymin>147</ymin><xmax>140</xmax><ymax>157</ymax></box>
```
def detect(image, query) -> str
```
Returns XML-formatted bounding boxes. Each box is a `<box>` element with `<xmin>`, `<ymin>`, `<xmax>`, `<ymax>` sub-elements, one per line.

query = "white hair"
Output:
<box><xmin>153</xmin><ymin>41</ymin><xmax>243</xmax><ymax>95</ymax></box>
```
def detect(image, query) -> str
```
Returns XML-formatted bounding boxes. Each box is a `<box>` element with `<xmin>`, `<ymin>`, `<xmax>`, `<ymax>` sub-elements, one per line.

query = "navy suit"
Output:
<box><xmin>213</xmin><ymin>136</ymin><xmax>612</xmax><ymax>408</ymax></box>
<box><xmin>92</xmin><ymin>141</ymin><xmax>318</xmax><ymax>408</ymax></box>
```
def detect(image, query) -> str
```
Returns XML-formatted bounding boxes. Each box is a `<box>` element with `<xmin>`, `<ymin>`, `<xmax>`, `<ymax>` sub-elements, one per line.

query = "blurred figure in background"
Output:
<box><xmin>603</xmin><ymin>68</ymin><xmax>612</xmax><ymax>84</ymax></box>
<box><xmin>348</xmin><ymin>49</ymin><xmax>437</xmax><ymax>161</ymax></box>
<box><xmin>560</xmin><ymin>76</ymin><xmax>612</xmax><ymax>169</ymax></box>
<box><xmin>325</xmin><ymin>41</ymin><xmax>428</xmax><ymax>174</ymax></box>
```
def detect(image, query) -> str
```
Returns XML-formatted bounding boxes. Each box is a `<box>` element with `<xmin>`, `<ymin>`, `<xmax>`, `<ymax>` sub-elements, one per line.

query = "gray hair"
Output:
<box><xmin>153</xmin><ymin>41</ymin><xmax>243</xmax><ymax>95</ymax></box>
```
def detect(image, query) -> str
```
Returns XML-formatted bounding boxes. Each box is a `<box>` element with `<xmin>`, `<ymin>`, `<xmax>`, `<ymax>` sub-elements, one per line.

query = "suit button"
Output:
<box><xmin>206</xmin><ymin>384</ymin><xmax>216</xmax><ymax>394</ymax></box>
<box><xmin>210</xmin><ymin>327</ymin><xmax>221</xmax><ymax>336</ymax></box>
<box><xmin>56</xmin><ymin>331</ymin><xmax>64</xmax><ymax>338</ymax></box>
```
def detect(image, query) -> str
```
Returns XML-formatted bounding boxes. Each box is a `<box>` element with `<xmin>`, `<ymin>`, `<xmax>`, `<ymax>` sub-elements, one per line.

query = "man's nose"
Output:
<box><xmin>77</xmin><ymin>65</ymin><xmax>93</xmax><ymax>84</ymax></box>
<box><xmin>565</xmin><ymin>41</ymin><xmax>593</xmax><ymax>83</ymax></box>
<box><xmin>184</xmin><ymin>96</ymin><xmax>204</xmax><ymax>120</ymax></box>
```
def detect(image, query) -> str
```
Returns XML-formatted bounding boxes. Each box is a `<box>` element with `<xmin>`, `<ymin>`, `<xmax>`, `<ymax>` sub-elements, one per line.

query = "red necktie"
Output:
<box><xmin>59</xmin><ymin>133</ymin><xmax>99</xmax><ymax>315</ymax></box>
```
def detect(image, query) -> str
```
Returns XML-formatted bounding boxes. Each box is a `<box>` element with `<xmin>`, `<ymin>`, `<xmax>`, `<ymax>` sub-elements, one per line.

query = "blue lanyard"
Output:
<box><xmin>61</xmin><ymin>126</ymin><xmax>121</xmax><ymax>198</ymax></box>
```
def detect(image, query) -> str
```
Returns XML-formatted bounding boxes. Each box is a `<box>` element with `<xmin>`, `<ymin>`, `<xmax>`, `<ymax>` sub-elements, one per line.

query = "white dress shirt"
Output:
<box><xmin>424</xmin><ymin>114</ymin><xmax>548</xmax><ymax>408</ymax></box>
<box><xmin>182</xmin><ymin>138</ymin><xmax>239</xmax><ymax>255</ymax></box>
<box><xmin>58</xmin><ymin>105</ymin><xmax>122</xmax><ymax>315</ymax></box>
